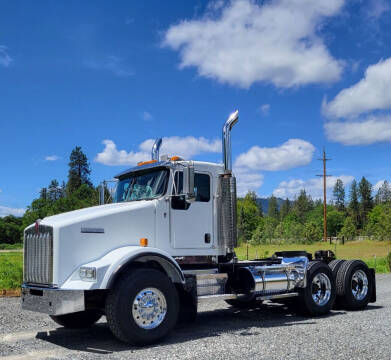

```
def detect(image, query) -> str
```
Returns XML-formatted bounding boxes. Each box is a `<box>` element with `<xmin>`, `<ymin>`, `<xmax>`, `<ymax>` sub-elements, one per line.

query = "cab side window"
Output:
<box><xmin>194</xmin><ymin>173</ymin><xmax>210</xmax><ymax>202</ymax></box>
<box><xmin>171</xmin><ymin>172</ymin><xmax>210</xmax><ymax>209</ymax></box>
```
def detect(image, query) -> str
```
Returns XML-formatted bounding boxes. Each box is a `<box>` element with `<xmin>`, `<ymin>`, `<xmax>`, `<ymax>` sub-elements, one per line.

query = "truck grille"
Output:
<box><xmin>24</xmin><ymin>224</ymin><xmax>53</xmax><ymax>285</ymax></box>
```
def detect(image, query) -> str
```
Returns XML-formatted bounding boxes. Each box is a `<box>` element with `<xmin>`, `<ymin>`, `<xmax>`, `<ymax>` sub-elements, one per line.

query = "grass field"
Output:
<box><xmin>0</xmin><ymin>243</ymin><xmax>23</xmax><ymax>250</ymax></box>
<box><xmin>0</xmin><ymin>241</ymin><xmax>390</xmax><ymax>290</ymax></box>
<box><xmin>0</xmin><ymin>252</ymin><xmax>23</xmax><ymax>290</ymax></box>
<box><xmin>236</xmin><ymin>240</ymin><xmax>391</xmax><ymax>274</ymax></box>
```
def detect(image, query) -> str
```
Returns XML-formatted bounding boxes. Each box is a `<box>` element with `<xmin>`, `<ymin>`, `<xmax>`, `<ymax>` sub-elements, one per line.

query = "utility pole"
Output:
<box><xmin>317</xmin><ymin>149</ymin><xmax>331</xmax><ymax>242</ymax></box>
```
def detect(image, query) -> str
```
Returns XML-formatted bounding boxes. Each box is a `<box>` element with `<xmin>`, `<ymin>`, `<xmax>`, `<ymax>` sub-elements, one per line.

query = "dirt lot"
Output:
<box><xmin>1</xmin><ymin>274</ymin><xmax>390</xmax><ymax>360</ymax></box>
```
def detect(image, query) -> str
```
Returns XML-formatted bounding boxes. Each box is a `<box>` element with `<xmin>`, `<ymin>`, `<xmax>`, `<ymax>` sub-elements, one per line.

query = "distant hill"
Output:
<box><xmin>256</xmin><ymin>197</ymin><xmax>285</xmax><ymax>214</ymax></box>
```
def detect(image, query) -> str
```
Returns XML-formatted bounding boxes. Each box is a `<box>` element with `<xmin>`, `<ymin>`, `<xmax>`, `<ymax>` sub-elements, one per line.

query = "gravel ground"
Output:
<box><xmin>0</xmin><ymin>274</ymin><xmax>390</xmax><ymax>360</ymax></box>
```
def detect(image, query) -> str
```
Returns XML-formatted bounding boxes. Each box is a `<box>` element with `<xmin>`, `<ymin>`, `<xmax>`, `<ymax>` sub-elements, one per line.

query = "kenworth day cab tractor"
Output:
<box><xmin>22</xmin><ymin>111</ymin><xmax>376</xmax><ymax>345</ymax></box>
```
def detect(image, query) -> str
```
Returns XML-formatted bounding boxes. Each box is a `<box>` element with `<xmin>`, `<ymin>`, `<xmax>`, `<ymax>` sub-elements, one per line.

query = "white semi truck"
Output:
<box><xmin>22</xmin><ymin>111</ymin><xmax>376</xmax><ymax>345</ymax></box>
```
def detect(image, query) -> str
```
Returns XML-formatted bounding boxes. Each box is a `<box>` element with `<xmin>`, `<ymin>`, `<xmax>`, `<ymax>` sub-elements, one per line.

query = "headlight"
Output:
<box><xmin>79</xmin><ymin>267</ymin><xmax>97</xmax><ymax>282</ymax></box>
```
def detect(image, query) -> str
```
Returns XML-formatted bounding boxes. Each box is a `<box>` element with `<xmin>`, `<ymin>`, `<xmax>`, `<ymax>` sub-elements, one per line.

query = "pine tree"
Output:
<box><xmin>60</xmin><ymin>181</ymin><xmax>66</xmax><ymax>198</ymax></box>
<box><xmin>333</xmin><ymin>179</ymin><xmax>345</xmax><ymax>211</ymax></box>
<box><xmin>48</xmin><ymin>179</ymin><xmax>60</xmax><ymax>201</ymax></box>
<box><xmin>39</xmin><ymin>187</ymin><xmax>47</xmax><ymax>200</ymax></box>
<box><xmin>280</xmin><ymin>198</ymin><xmax>291</xmax><ymax>219</ymax></box>
<box><xmin>349</xmin><ymin>180</ymin><xmax>360</xmax><ymax>228</ymax></box>
<box><xmin>358</xmin><ymin>177</ymin><xmax>373</xmax><ymax>227</ymax></box>
<box><xmin>268</xmin><ymin>195</ymin><xmax>279</xmax><ymax>219</ymax></box>
<box><xmin>375</xmin><ymin>180</ymin><xmax>391</xmax><ymax>204</ymax></box>
<box><xmin>293</xmin><ymin>190</ymin><xmax>313</xmax><ymax>223</ymax></box>
<box><xmin>66</xmin><ymin>146</ymin><xmax>92</xmax><ymax>194</ymax></box>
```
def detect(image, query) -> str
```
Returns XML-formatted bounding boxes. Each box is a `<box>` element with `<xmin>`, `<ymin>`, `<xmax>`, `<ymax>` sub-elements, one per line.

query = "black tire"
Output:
<box><xmin>336</xmin><ymin>260</ymin><xmax>373</xmax><ymax>310</ymax></box>
<box><xmin>225</xmin><ymin>294</ymin><xmax>262</xmax><ymax>309</ymax></box>
<box><xmin>328</xmin><ymin>259</ymin><xmax>346</xmax><ymax>309</ymax></box>
<box><xmin>50</xmin><ymin>310</ymin><xmax>101</xmax><ymax>328</ymax></box>
<box><xmin>328</xmin><ymin>259</ymin><xmax>346</xmax><ymax>278</ymax></box>
<box><xmin>105</xmin><ymin>268</ymin><xmax>179</xmax><ymax>345</ymax></box>
<box><xmin>298</xmin><ymin>261</ymin><xmax>336</xmax><ymax>316</ymax></box>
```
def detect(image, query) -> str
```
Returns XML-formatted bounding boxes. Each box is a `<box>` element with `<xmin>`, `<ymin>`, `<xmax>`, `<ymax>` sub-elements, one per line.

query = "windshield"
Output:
<box><xmin>114</xmin><ymin>168</ymin><xmax>169</xmax><ymax>202</ymax></box>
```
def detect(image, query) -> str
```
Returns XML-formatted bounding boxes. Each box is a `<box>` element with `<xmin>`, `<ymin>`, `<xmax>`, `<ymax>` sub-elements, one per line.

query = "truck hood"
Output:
<box><xmin>40</xmin><ymin>201</ymin><xmax>154</xmax><ymax>228</ymax></box>
<box><xmin>35</xmin><ymin>200</ymin><xmax>158</xmax><ymax>287</ymax></box>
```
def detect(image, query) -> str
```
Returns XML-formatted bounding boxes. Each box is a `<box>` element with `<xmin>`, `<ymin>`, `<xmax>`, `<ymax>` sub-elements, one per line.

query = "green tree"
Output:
<box><xmin>268</xmin><ymin>195</ymin><xmax>279</xmax><ymax>220</ymax></box>
<box><xmin>333</xmin><ymin>179</ymin><xmax>345</xmax><ymax>211</ymax></box>
<box><xmin>375</xmin><ymin>180</ymin><xmax>391</xmax><ymax>204</ymax></box>
<box><xmin>237</xmin><ymin>191</ymin><xmax>262</xmax><ymax>244</ymax></box>
<box><xmin>339</xmin><ymin>216</ymin><xmax>356</xmax><ymax>241</ymax></box>
<box><xmin>326</xmin><ymin>207</ymin><xmax>345</xmax><ymax>237</ymax></box>
<box><xmin>280</xmin><ymin>198</ymin><xmax>291</xmax><ymax>219</ymax></box>
<box><xmin>358</xmin><ymin>177</ymin><xmax>373</xmax><ymax>227</ymax></box>
<box><xmin>66</xmin><ymin>146</ymin><xmax>92</xmax><ymax>195</ymax></box>
<box><xmin>304</xmin><ymin>221</ymin><xmax>322</xmax><ymax>244</ymax></box>
<box><xmin>39</xmin><ymin>187</ymin><xmax>47</xmax><ymax>200</ymax></box>
<box><xmin>48</xmin><ymin>179</ymin><xmax>61</xmax><ymax>201</ymax></box>
<box><xmin>349</xmin><ymin>180</ymin><xmax>360</xmax><ymax>228</ymax></box>
<box><xmin>293</xmin><ymin>190</ymin><xmax>314</xmax><ymax>223</ymax></box>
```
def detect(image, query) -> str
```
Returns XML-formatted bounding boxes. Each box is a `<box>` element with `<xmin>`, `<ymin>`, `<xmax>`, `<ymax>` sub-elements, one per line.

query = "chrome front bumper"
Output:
<box><xmin>21</xmin><ymin>284</ymin><xmax>85</xmax><ymax>316</ymax></box>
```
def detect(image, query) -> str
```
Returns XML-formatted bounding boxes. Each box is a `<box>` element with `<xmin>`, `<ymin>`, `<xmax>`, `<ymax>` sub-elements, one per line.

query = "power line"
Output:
<box><xmin>316</xmin><ymin>148</ymin><xmax>332</xmax><ymax>242</ymax></box>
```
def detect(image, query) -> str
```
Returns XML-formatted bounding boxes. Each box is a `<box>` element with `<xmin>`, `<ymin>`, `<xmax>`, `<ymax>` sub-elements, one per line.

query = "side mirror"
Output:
<box><xmin>183</xmin><ymin>164</ymin><xmax>195</xmax><ymax>203</ymax></box>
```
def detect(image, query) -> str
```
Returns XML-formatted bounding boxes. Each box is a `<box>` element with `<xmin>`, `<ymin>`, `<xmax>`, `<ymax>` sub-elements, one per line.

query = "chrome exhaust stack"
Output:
<box><xmin>222</xmin><ymin>110</ymin><xmax>239</xmax><ymax>174</ymax></box>
<box><xmin>219</xmin><ymin>110</ymin><xmax>239</xmax><ymax>254</ymax></box>
<box><xmin>151</xmin><ymin>138</ymin><xmax>163</xmax><ymax>161</ymax></box>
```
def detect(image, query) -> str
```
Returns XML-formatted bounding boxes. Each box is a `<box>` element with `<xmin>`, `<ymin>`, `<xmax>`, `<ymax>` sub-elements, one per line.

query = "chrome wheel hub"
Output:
<box><xmin>311</xmin><ymin>273</ymin><xmax>331</xmax><ymax>306</ymax></box>
<box><xmin>132</xmin><ymin>287</ymin><xmax>167</xmax><ymax>329</ymax></box>
<box><xmin>351</xmin><ymin>270</ymin><xmax>368</xmax><ymax>301</ymax></box>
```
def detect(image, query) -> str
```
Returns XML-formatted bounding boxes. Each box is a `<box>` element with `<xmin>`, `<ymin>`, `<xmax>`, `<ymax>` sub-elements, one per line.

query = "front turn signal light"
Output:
<box><xmin>140</xmin><ymin>238</ymin><xmax>148</xmax><ymax>247</ymax></box>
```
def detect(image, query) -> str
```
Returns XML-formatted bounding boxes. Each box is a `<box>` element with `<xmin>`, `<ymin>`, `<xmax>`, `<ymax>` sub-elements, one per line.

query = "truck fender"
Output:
<box><xmin>102</xmin><ymin>246</ymin><xmax>185</xmax><ymax>289</ymax></box>
<box><xmin>60</xmin><ymin>246</ymin><xmax>185</xmax><ymax>290</ymax></box>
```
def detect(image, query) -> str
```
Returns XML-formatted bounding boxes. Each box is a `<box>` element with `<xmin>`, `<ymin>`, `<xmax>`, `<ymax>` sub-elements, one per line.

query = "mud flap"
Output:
<box><xmin>369</xmin><ymin>268</ymin><xmax>376</xmax><ymax>303</ymax></box>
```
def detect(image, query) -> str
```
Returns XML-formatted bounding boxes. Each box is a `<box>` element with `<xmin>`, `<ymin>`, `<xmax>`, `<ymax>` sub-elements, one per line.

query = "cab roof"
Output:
<box><xmin>114</xmin><ymin>160</ymin><xmax>224</xmax><ymax>179</ymax></box>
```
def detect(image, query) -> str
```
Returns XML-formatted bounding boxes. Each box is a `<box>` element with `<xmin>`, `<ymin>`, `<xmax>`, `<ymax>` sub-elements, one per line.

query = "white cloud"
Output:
<box><xmin>163</xmin><ymin>0</ymin><xmax>344</xmax><ymax>88</ymax></box>
<box><xmin>142</xmin><ymin>111</ymin><xmax>153</xmax><ymax>122</ymax></box>
<box><xmin>0</xmin><ymin>205</ymin><xmax>25</xmax><ymax>217</ymax></box>
<box><xmin>234</xmin><ymin>168</ymin><xmax>264</xmax><ymax>197</ymax></box>
<box><xmin>273</xmin><ymin>175</ymin><xmax>354</xmax><ymax>199</ymax></box>
<box><xmin>323</xmin><ymin>58</ymin><xmax>391</xmax><ymax>119</ymax></box>
<box><xmin>235</xmin><ymin>139</ymin><xmax>315</xmax><ymax>171</ymax></box>
<box><xmin>374</xmin><ymin>179</ymin><xmax>385</xmax><ymax>192</ymax></box>
<box><xmin>259</xmin><ymin>104</ymin><xmax>270</xmax><ymax>116</ymax></box>
<box><xmin>45</xmin><ymin>155</ymin><xmax>59</xmax><ymax>161</ymax></box>
<box><xmin>85</xmin><ymin>55</ymin><xmax>133</xmax><ymax>77</ymax></box>
<box><xmin>95</xmin><ymin>136</ymin><xmax>221</xmax><ymax>166</ymax></box>
<box><xmin>0</xmin><ymin>46</ymin><xmax>12</xmax><ymax>67</ymax></box>
<box><xmin>325</xmin><ymin>115</ymin><xmax>391</xmax><ymax>145</ymax></box>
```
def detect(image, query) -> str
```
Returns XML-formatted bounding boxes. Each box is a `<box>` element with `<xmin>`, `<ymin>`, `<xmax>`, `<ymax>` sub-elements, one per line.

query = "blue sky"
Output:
<box><xmin>1</xmin><ymin>0</ymin><xmax>391</xmax><ymax>216</ymax></box>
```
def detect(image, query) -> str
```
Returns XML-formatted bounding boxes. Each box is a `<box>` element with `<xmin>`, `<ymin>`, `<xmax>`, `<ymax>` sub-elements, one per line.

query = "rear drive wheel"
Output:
<box><xmin>299</xmin><ymin>261</ymin><xmax>336</xmax><ymax>316</ymax></box>
<box><xmin>328</xmin><ymin>259</ymin><xmax>346</xmax><ymax>309</ymax></box>
<box><xmin>105</xmin><ymin>268</ymin><xmax>179</xmax><ymax>345</ymax></box>
<box><xmin>328</xmin><ymin>259</ymin><xmax>346</xmax><ymax>278</ymax></box>
<box><xmin>225</xmin><ymin>294</ymin><xmax>262</xmax><ymax>308</ymax></box>
<box><xmin>336</xmin><ymin>260</ymin><xmax>373</xmax><ymax>310</ymax></box>
<box><xmin>50</xmin><ymin>310</ymin><xmax>101</xmax><ymax>328</ymax></box>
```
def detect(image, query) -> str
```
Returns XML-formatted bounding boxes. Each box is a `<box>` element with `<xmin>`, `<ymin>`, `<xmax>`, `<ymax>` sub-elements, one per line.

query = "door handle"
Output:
<box><xmin>204</xmin><ymin>233</ymin><xmax>211</xmax><ymax>244</ymax></box>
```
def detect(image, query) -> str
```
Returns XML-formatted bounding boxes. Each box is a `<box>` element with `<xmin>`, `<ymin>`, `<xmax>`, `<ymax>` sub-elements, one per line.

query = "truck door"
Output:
<box><xmin>170</xmin><ymin>171</ymin><xmax>214</xmax><ymax>249</ymax></box>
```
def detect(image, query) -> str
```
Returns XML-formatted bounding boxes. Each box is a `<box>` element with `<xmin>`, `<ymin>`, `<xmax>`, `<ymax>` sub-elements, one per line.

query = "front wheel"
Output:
<box><xmin>299</xmin><ymin>261</ymin><xmax>336</xmax><ymax>316</ymax></box>
<box><xmin>50</xmin><ymin>310</ymin><xmax>102</xmax><ymax>328</ymax></box>
<box><xmin>105</xmin><ymin>268</ymin><xmax>179</xmax><ymax>346</ymax></box>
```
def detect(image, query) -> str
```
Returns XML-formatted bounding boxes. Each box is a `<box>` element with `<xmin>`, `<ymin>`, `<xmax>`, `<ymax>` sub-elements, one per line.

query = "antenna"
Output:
<box><xmin>316</xmin><ymin>148</ymin><xmax>332</xmax><ymax>242</ymax></box>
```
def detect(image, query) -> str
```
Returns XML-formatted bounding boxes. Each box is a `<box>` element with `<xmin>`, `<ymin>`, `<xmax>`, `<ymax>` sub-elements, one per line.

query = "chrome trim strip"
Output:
<box><xmin>81</xmin><ymin>227</ymin><xmax>105</xmax><ymax>234</ymax></box>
